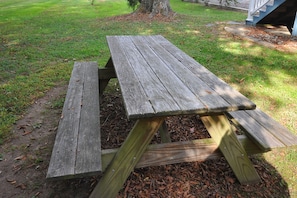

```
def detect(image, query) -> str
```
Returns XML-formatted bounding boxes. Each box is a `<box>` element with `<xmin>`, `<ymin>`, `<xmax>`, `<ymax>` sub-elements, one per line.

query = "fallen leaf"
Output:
<box><xmin>16</xmin><ymin>183</ymin><xmax>26</xmax><ymax>190</ymax></box>
<box><xmin>6</xmin><ymin>178</ymin><xmax>16</xmax><ymax>183</ymax></box>
<box><xmin>26</xmin><ymin>164</ymin><xmax>35</xmax><ymax>169</ymax></box>
<box><xmin>10</xmin><ymin>181</ymin><xmax>17</xmax><ymax>184</ymax></box>
<box><xmin>189</xmin><ymin>180</ymin><xmax>199</xmax><ymax>185</ymax></box>
<box><xmin>17</xmin><ymin>124</ymin><xmax>29</xmax><ymax>130</ymax></box>
<box><xmin>237</xmin><ymin>78</ymin><xmax>245</xmax><ymax>83</ymax></box>
<box><xmin>14</xmin><ymin>155</ymin><xmax>25</xmax><ymax>160</ymax></box>
<box><xmin>143</xmin><ymin>177</ymin><xmax>150</xmax><ymax>182</ymax></box>
<box><xmin>226</xmin><ymin>176</ymin><xmax>236</xmax><ymax>184</ymax></box>
<box><xmin>22</xmin><ymin>131</ymin><xmax>32</xmax><ymax>136</ymax></box>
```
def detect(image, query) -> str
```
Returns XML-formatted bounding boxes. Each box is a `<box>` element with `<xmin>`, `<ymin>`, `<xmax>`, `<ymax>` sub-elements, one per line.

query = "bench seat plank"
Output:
<box><xmin>227</xmin><ymin>109</ymin><xmax>297</xmax><ymax>151</ymax></box>
<box><xmin>76</xmin><ymin>62</ymin><xmax>101</xmax><ymax>175</ymax></box>
<box><xmin>47</xmin><ymin>62</ymin><xmax>101</xmax><ymax>179</ymax></box>
<box><xmin>244</xmin><ymin>109</ymin><xmax>297</xmax><ymax>147</ymax></box>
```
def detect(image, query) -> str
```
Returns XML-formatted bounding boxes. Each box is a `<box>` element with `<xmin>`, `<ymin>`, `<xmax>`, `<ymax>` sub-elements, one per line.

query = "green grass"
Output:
<box><xmin>1</xmin><ymin>0</ymin><xmax>296</xmax><ymax>194</ymax></box>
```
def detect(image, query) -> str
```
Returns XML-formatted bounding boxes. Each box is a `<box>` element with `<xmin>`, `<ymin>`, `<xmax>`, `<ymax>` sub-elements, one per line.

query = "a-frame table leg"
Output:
<box><xmin>90</xmin><ymin>117</ymin><xmax>165</xmax><ymax>198</ymax></box>
<box><xmin>200</xmin><ymin>114</ymin><xmax>261</xmax><ymax>184</ymax></box>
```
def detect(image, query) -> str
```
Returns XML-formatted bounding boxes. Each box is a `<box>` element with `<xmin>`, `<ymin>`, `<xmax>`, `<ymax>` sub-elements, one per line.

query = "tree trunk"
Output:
<box><xmin>138</xmin><ymin>0</ymin><xmax>172</xmax><ymax>17</ymax></box>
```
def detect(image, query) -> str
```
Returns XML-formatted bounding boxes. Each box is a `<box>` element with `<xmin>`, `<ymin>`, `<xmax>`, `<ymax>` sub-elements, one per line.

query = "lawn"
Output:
<box><xmin>1</xmin><ymin>0</ymin><xmax>296</xmax><ymax>195</ymax></box>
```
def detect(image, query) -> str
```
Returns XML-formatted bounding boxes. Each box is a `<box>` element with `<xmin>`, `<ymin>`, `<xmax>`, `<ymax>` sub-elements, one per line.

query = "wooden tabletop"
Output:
<box><xmin>106</xmin><ymin>35</ymin><xmax>256</xmax><ymax>119</ymax></box>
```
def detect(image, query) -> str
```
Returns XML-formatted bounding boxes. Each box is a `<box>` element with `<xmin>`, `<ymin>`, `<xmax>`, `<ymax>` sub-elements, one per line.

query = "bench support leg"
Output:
<box><xmin>99</xmin><ymin>57</ymin><xmax>116</xmax><ymax>98</ymax></box>
<box><xmin>200</xmin><ymin>114</ymin><xmax>261</xmax><ymax>184</ymax></box>
<box><xmin>159</xmin><ymin>121</ymin><xmax>171</xmax><ymax>143</ymax></box>
<box><xmin>90</xmin><ymin>117</ymin><xmax>165</xmax><ymax>198</ymax></box>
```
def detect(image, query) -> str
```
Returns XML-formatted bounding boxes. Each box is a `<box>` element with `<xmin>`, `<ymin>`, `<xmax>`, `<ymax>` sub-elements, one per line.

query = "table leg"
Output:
<box><xmin>90</xmin><ymin>117</ymin><xmax>165</xmax><ymax>198</ymax></box>
<box><xmin>200</xmin><ymin>114</ymin><xmax>261</xmax><ymax>184</ymax></box>
<box><xmin>98</xmin><ymin>57</ymin><xmax>116</xmax><ymax>98</ymax></box>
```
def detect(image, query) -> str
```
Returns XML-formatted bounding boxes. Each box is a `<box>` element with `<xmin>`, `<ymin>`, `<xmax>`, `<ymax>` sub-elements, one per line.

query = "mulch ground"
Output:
<box><xmin>0</xmin><ymin>84</ymin><xmax>291</xmax><ymax>198</ymax></box>
<box><xmin>98</xmin><ymin>91</ymin><xmax>290</xmax><ymax>198</ymax></box>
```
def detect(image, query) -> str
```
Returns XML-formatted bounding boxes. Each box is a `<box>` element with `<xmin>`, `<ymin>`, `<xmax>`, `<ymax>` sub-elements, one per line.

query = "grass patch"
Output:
<box><xmin>1</xmin><ymin>0</ymin><xmax>296</xmax><ymax>193</ymax></box>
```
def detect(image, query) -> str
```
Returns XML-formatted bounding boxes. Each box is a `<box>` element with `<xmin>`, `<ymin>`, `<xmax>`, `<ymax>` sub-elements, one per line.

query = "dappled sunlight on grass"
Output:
<box><xmin>251</xmin><ymin>70</ymin><xmax>297</xmax><ymax>132</ymax></box>
<box><xmin>215</xmin><ymin>26</ymin><xmax>297</xmax><ymax>135</ymax></box>
<box><xmin>139</xmin><ymin>29</ymin><xmax>154</xmax><ymax>35</ymax></box>
<box><xmin>185</xmin><ymin>29</ymin><xmax>201</xmax><ymax>35</ymax></box>
<box><xmin>1</xmin><ymin>0</ymin><xmax>297</xmax><ymax>195</ymax></box>
<box><xmin>220</xmin><ymin>41</ymin><xmax>246</xmax><ymax>55</ymax></box>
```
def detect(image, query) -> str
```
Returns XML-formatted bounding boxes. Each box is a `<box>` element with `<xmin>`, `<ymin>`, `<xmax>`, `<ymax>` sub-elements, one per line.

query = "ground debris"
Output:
<box><xmin>0</xmin><ymin>87</ymin><xmax>291</xmax><ymax>197</ymax></box>
<box><xmin>225</xmin><ymin>24</ymin><xmax>297</xmax><ymax>53</ymax></box>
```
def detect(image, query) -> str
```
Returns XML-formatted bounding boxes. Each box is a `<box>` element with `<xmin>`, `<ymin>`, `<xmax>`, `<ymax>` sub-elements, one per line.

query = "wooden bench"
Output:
<box><xmin>47</xmin><ymin>62</ymin><xmax>102</xmax><ymax>180</ymax></box>
<box><xmin>227</xmin><ymin>108</ymin><xmax>297</xmax><ymax>153</ymax></box>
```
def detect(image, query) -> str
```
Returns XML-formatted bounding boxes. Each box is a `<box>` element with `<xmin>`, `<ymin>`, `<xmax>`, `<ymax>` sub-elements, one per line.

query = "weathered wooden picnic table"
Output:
<box><xmin>90</xmin><ymin>35</ymin><xmax>263</xmax><ymax>197</ymax></box>
<box><xmin>46</xmin><ymin>34</ymin><xmax>296</xmax><ymax>197</ymax></box>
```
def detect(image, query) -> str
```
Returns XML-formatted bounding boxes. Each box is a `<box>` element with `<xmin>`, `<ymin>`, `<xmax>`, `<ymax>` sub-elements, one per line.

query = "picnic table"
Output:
<box><xmin>47</xmin><ymin>35</ymin><xmax>297</xmax><ymax>198</ymax></box>
<box><xmin>90</xmin><ymin>35</ymin><xmax>260</xmax><ymax>197</ymax></box>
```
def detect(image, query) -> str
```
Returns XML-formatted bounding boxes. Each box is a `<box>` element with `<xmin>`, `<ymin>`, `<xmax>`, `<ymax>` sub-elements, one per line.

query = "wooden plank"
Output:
<box><xmin>142</xmin><ymin>36</ymin><xmax>231</xmax><ymax>112</ymax></box>
<box><xmin>75</xmin><ymin>62</ymin><xmax>102</xmax><ymax>175</ymax></box>
<box><xmin>47</xmin><ymin>62</ymin><xmax>102</xmax><ymax>180</ymax></box>
<box><xmin>106</xmin><ymin>36</ymin><xmax>155</xmax><ymax>119</ymax></box>
<box><xmin>101</xmin><ymin>135</ymin><xmax>263</xmax><ymax>171</ymax></box>
<box><xmin>118</xmin><ymin>36</ymin><xmax>182</xmax><ymax>114</ymax></box>
<box><xmin>228</xmin><ymin>111</ymin><xmax>285</xmax><ymax>151</ymax></box>
<box><xmin>200</xmin><ymin>114</ymin><xmax>261</xmax><ymax>184</ymax></box>
<box><xmin>106</xmin><ymin>35</ymin><xmax>256</xmax><ymax>119</ymax></box>
<box><xmin>156</xmin><ymin>35</ymin><xmax>256</xmax><ymax>111</ymax></box>
<box><xmin>245</xmin><ymin>109</ymin><xmax>297</xmax><ymax>146</ymax></box>
<box><xmin>47</xmin><ymin>63</ymin><xmax>84</xmax><ymax>179</ymax></box>
<box><xmin>128</xmin><ymin>36</ymin><xmax>205</xmax><ymax>113</ymax></box>
<box><xmin>98</xmin><ymin>67</ymin><xmax>116</xmax><ymax>80</ymax></box>
<box><xmin>159</xmin><ymin>121</ymin><xmax>171</xmax><ymax>143</ymax></box>
<box><xmin>228</xmin><ymin>109</ymin><xmax>297</xmax><ymax>149</ymax></box>
<box><xmin>90</xmin><ymin>117</ymin><xmax>164</xmax><ymax>198</ymax></box>
<box><xmin>99</xmin><ymin>58</ymin><xmax>115</xmax><ymax>97</ymax></box>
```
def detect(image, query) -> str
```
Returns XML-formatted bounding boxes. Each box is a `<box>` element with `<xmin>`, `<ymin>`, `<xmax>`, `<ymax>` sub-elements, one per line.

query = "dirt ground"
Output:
<box><xmin>224</xmin><ymin>23</ymin><xmax>297</xmax><ymax>53</ymax></box>
<box><xmin>1</xmin><ymin>14</ymin><xmax>296</xmax><ymax>198</ymax></box>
